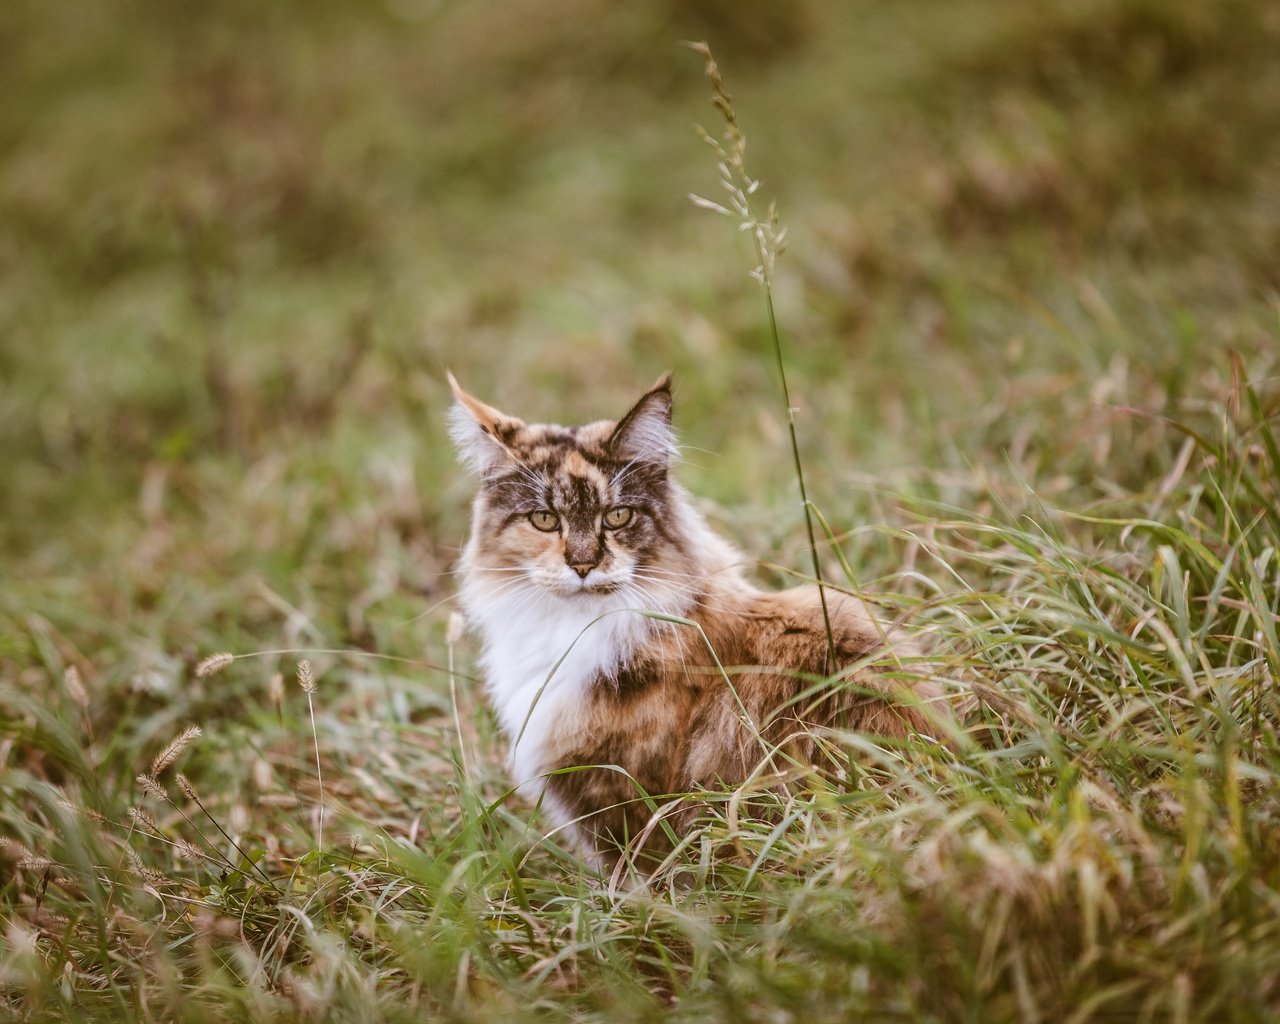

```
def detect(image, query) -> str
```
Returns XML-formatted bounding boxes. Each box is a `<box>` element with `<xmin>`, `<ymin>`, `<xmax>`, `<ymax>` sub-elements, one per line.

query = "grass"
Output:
<box><xmin>3</xmin><ymin>0</ymin><xmax>1280</xmax><ymax>1020</ymax></box>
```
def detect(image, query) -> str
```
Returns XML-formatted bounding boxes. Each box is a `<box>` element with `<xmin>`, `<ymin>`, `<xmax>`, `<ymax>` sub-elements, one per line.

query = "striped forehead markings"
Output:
<box><xmin>557</xmin><ymin>473</ymin><xmax>606</xmax><ymax>533</ymax></box>
<box><xmin>486</xmin><ymin>425</ymin><xmax>664</xmax><ymax>506</ymax></box>
<box><xmin>559</xmin><ymin>449</ymin><xmax>605</xmax><ymax>480</ymax></box>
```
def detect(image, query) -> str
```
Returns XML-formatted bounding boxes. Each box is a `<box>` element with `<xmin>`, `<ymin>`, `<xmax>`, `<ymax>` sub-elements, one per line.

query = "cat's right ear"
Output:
<box><xmin>447</xmin><ymin>372</ymin><xmax>524</xmax><ymax>476</ymax></box>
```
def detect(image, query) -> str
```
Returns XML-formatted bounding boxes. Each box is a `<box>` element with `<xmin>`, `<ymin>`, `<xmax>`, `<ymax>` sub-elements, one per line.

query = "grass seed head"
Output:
<box><xmin>446</xmin><ymin>610</ymin><xmax>466</xmax><ymax>646</ymax></box>
<box><xmin>58</xmin><ymin>799</ymin><xmax>109</xmax><ymax>824</ymax></box>
<box><xmin>135</xmin><ymin>774</ymin><xmax>169</xmax><ymax>801</ymax></box>
<box><xmin>687</xmin><ymin>41</ymin><xmax>784</xmax><ymax>284</ymax></box>
<box><xmin>63</xmin><ymin>665</ymin><xmax>89</xmax><ymax>710</ymax></box>
<box><xmin>252</xmin><ymin>759</ymin><xmax>273</xmax><ymax>790</ymax></box>
<box><xmin>0</xmin><ymin>837</ymin><xmax>32</xmax><ymax>862</ymax></box>
<box><xmin>297</xmin><ymin>660</ymin><xmax>316</xmax><ymax>694</ymax></box>
<box><xmin>195</xmin><ymin>653</ymin><xmax>234</xmax><ymax>678</ymax></box>
<box><xmin>150</xmin><ymin>725</ymin><xmax>203</xmax><ymax>777</ymax></box>
<box><xmin>175</xmin><ymin>838</ymin><xmax>205</xmax><ymax>863</ymax></box>
<box><xmin>128</xmin><ymin>806</ymin><xmax>160</xmax><ymax>833</ymax></box>
<box><xmin>127</xmin><ymin>849</ymin><xmax>172</xmax><ymax>887</ymax></box>
<box><xmin>175</xmin><ymin>773</ymin><xmax>198</xmax><ymax>802</ymax></box>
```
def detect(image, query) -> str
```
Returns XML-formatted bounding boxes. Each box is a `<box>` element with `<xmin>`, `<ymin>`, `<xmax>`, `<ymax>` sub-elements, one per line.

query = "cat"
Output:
<box><xmin>449</xmin><ymin>372</ymin><xmax>948</xmax><ymax>866</ymax></box>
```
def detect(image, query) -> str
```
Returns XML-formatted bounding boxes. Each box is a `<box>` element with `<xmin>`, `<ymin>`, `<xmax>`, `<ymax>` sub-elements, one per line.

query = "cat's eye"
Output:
<box><xmin>529</xmin><ymin>510</ymin><xmax>560</xmax><ymax>532</ymax></box>
<box><xmin>603</xmin><ymin>507</ymin><xmax>634</xmax><ymax>530</ymax></box>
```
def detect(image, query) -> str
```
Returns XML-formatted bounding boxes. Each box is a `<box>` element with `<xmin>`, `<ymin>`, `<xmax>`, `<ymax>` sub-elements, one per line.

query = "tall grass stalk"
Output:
<box><xmin>688</xmin><ymin>41</ymin><xmax>837</xmax><ymax>672</ymax></box>
<box><xmin>297</xmin><ymin>660</ymin><xmax>325</xmax><ymax>852</ymax></box>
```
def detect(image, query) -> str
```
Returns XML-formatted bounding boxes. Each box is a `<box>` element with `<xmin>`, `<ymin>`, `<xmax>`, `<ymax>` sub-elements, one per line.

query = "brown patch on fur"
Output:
<box><xmin>544</xmin><ymin>584</ymin><xmax>946</xmax><ymax>862</ymax></box>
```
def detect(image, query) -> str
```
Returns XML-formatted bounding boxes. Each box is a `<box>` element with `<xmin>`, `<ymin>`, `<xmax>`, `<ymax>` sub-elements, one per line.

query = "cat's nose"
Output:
<box><xmin>569</xmin><ymin>562</ymin><xmax>595</xmax><ymax>579</ymax></box>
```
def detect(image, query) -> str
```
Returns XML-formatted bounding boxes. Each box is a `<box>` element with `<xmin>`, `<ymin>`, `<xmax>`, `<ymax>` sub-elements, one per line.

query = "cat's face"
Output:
<box><xmin>450</xmin><ymin>374</ymin><xmax>678</xmax><ymax>598</ymax></box>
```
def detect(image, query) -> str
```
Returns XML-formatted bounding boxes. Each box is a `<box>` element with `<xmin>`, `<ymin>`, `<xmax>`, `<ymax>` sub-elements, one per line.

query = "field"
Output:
<box><xmin>3</xmin><ymin>0</ymin><xmax>1280</xmax><ymax>1020</ymax></box>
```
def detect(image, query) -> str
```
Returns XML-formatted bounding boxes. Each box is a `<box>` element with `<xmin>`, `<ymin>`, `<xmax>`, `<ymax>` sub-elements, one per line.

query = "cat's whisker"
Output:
<box><xmin>468</xmin><ymin>563</ymin><xmax>532</xmax><ymax>588</ymax></box>
<box><xmin>478</xmin><ymin>585</ymin><xmax>532</xmax><ymax>610</ymax></box>
<box><xmin>631</xmin><ymin>563</ymin><xmax>740</xmax><ymax>582</ymax></box>
<box><xmin>627</xmin><ymin>569</ymin><xmax>706</xmax><ymax>590</ymax></box>
<box><xmin>486</xmin><ymin>577</ymin><xmax>540</xmax><ymax>602</ymax></box>
<box><xmin>626</xmin><ymin>572</ymin><xmax>704</xmax><ymax>598</ymax></box>
<box><xmin>624</xmin><ymin>586</ymin><xmax>698</xmax><ymax>611</ymax></box>
<box><xmin>616</xmin><ymin>581</ymin><xmax>658</xmax><ymax>610</ymax></box>
<box><xmin>471</xmin><ymin>575</ymin><xmax>540</xmax><ymax>606</ymax></box>
<box><xmin>511</xmin><ymin>462</ymin><xmax>555</xmax><ymax>496</ymax></box>
<box><xmin>627</xmin><ymin>584</ymin><xmax>701</xmax><ymax>608</ymax></box>
<box><xmin>422</xmin><ymin>566</ymin><xmax>527</xmax><ymax>578</ymax></box>
<box><xmin>500</xmin><ymin>593</ymin><xmax>549</xmax><ymax>627</ymax></box>
<box><xmin>609</xmin><ymin>452</ymin><xmax>653</xmax><ymax>491</ymax></box>
<box><xmin>663</xmin><ymin>560</ymin><xmax>754</xmax><ymax>578</ymax></box>
<box><xmin>407</xmin><ymin>593</ymin><xmax>461</xmax><ymax>623</ymax></box>
<box><xmin>627</xmin><ymin>566</ymin><xmax>704</xmax><ymax>582</ymax></box>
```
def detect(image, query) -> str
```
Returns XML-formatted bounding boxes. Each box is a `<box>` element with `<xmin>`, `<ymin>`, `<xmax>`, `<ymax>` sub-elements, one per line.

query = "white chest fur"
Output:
<box><xmin>458</xmin><ymin>573</ymin><xmax>683</xmax><ymax>801</ymax></box>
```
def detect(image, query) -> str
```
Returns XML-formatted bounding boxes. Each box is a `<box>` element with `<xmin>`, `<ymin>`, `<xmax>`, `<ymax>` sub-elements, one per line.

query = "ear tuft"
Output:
<box><xmin>447</xmin><ymin>372</ymin><xmax>524</xmax><ymax>476</ymax></box>
<box><xmin>607</xmin><ymin>373</ymin><xmax>676</xmax><ymax>467</ymax></box>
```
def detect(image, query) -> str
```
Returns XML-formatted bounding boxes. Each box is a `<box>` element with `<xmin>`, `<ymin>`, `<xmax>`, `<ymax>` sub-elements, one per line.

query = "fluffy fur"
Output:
<box><xmin>450</xmin><ymin>373</ymin><xmax>948</xmax><ymax>864</ymax></box>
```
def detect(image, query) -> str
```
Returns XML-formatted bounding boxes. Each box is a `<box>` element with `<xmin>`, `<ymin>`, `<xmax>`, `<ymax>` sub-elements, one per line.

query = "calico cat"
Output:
<box><xmin>450</xmin><ymin>372</ymin><xmax>947</xmax><ymax>865</ymax></box>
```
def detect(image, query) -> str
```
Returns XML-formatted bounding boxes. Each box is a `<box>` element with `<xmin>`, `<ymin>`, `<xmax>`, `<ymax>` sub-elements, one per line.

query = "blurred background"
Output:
<box><xmin>1</xmin><ymin>0</ymin><xmax>1278</xmax><ymax>706</ymax></box>
<box><xmin>5</xmin><ymin>4</ymin><xmax>1280</xmax><ymax>1015</ymax></box>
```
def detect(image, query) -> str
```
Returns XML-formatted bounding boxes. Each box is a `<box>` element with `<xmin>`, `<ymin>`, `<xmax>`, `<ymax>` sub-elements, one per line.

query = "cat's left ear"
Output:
<box><xmin>608</xmin><ymin>372</ymin><xmax>675</xmax><ymax>467</ymax></box>
<box><xmin>447</xmin><ymin>372</ymin><xmax>525</xmax><ymax>476</ymax></box>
